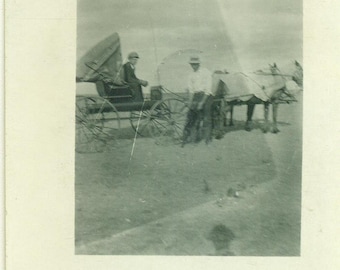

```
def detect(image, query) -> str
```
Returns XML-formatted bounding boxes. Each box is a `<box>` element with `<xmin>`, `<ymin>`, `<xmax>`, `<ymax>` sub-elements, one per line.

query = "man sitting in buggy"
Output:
<box><xmin>122</xmin><ymin>52</ymin><xmax>149</xmax><ymax>102</ymax></box>
<box><xmin>182</xmin><ymin>56</ymin><xmax>214</xmax><ymax>146</ymax></box>
<box><xmin>95</xmin><ymin>51</ymin><xmax>149</xmax><ymax>104</ymax></box>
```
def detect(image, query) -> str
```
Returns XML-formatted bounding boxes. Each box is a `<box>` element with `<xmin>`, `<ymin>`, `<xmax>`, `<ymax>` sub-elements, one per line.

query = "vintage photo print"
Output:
<box><xmin>5</xmin><ymin>0</ymin><xmax>340</xmax><ymax>268</ymax></box>
<box><xmin>75</xmin><ymin>0</ymin><xmax>303</xmax><ymax>256</ymax></box>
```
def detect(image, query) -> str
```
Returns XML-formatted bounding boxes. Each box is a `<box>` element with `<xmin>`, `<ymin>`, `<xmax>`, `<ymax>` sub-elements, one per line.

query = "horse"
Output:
<box><xmin>213</xmin><ymin>61</ymin><xmax>303</xmax><ymax>134</ymax></box>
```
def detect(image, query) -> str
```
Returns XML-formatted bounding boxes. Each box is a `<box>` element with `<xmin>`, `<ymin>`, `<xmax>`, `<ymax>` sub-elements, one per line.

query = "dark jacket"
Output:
<box><xmin>123</xmin><ymin>62</ymin><xmax>141</xmax><ymax>85</ymax></box>
<box><xmin>122</xmin><ymin>62</ymin><xmax>143</xmax><ymax>101</ymax></box>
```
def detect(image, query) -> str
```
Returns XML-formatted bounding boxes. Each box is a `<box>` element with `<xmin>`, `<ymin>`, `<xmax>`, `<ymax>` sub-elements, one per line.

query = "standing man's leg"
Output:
<box><xmin>182</xmin><ymin>93</ymin><xmax>200</xmax><ymax>146</ymax></box>
<box><xmin>182</xmin><ymin>109</ymin><xmax>196</xmax><ymax>146</ymax></box>
<box><xmin>203</xmin><ymin>95</ymin><xmax>213</xmax><ymax>144</ymax></box>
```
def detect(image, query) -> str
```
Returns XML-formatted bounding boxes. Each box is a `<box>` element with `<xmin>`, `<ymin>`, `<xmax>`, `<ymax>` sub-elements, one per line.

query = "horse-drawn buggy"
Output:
<box><xmin>76</xmin><ymin>33</ymin><xmax>303</xmax><ymax>152</ymax></box>
<box><xmin>76</xmin><ymin>33</ymin><xmax>190</xmax><ymax>152</ymax></box>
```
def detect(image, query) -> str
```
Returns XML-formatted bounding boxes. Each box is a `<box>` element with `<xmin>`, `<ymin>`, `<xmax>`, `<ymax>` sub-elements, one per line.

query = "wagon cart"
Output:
<box><xmin>75</xmin><ymin>33</ymin><xmax>189</xmax><ymax>152</ymax></box>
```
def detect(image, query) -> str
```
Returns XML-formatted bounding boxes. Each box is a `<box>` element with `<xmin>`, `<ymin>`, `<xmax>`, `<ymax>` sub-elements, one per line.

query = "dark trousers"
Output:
<box><xmin>182</xmin><ymin>93</ymin><xmax>213</xmax><ymax>144</ymax></box>
<box><xmin>129</xmin><ymin>83</ymin><xmax>144</xmax><ymax>101</ymax></box>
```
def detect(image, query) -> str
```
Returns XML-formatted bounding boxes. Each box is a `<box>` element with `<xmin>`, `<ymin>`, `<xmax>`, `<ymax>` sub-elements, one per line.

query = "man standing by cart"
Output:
<box><xmin>182</xmin><ymin>56</ymin><xmax>213</xmax><ymax>146</ymax></box>
<box><xmin>122</xmin><ymin>52</ymin><xmax>149</xmax><ymax>101</ymax></box>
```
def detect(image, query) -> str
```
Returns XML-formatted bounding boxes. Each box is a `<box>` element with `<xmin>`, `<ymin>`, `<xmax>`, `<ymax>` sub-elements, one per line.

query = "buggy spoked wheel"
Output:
<box><xmin>129</xmin><ymin>110</ymin><xmax>152</xmax><ymax>137</ymax></box>
<box><xmin>148</xmin><ymin>98</ymin><xmax>189</xmax><ymax>144</ymax></box>
<box><xmin>75</xmin><ymin>96</ymin><xmax>120</xmax><ymax>153</ymax></box>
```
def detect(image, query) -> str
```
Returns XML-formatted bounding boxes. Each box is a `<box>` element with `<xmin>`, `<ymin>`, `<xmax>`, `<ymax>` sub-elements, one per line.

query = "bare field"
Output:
<box><xmin>75</xmin><ymin>92</ymin><xmax>302</xmax><ymax>255</ymax></box>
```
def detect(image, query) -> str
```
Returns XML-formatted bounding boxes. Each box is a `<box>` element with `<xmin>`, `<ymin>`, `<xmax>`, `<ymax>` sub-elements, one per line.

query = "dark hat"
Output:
<box><xmin>189</xmin><ymin>56</ymin><xmax>200</xmax><ymax>64</ymax></box>
<box><xmin>128</xmin><ymin>52</ymin><xmax>139</xmax><ymax>59</ymax></box>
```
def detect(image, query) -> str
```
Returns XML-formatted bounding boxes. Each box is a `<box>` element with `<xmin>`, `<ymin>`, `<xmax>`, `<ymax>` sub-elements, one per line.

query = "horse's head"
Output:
<box><xmin>268</xmin><ymin>61</ymin><xmax>303</xmax><ymax>88</ymax></box>
<box><xmin>292</xmin><ymin>60</ymin><xmax>303</xmax><ymax>87</ymax></box>
<box><xmin>294</xmin><ymin>60</ymin><xmax>300</xmax><ymax>68</ymax></box>
<box><xmin>269</xmin><ymin>63</ymin><xmax>279</xmax><ymax>75</ymax></box>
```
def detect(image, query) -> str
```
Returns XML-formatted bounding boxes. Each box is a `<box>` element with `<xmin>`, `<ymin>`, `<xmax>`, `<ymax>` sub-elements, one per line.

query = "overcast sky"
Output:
<box><xmin>77</xmin><ymin>0</ymin><xmax>302</xmax><ymax>89</ymax></box>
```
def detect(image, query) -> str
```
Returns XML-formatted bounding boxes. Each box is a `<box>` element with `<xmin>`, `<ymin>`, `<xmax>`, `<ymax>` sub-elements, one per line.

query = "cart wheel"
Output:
<box><xmin>129</xmin><ymin>110</ymin><xmax>152</xmax><ymax>137</ymax></box>
<box><xmin>75</xmin><ymin>96</ymin><xmax>120</xmax><ymax>153</ymax></box>
<box><xmin>148</xmin><ymin>98</ymin><xmax>189</xmax><ymax>144</ymax></box>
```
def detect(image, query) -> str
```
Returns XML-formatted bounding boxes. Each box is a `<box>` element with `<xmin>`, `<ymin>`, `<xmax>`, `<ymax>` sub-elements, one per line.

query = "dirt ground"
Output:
<box><xmin>75</xmin><ymin>92</ymin><xmax>302</xmax><ymax>256</ymax></box>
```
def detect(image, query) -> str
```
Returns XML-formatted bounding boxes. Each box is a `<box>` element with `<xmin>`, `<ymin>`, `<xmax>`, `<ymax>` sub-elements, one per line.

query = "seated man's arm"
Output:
<box><xmin>124</xmin><ymin>64</ymin><xmax>148</xmax><ymax>86</ymax></box>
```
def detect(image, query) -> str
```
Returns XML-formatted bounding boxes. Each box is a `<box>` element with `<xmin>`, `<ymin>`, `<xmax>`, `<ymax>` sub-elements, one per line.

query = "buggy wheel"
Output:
<box><xmin>75</xmin><ymin>96</ymin><xmax>120</xmax><ymax>153</ymax></box>
<box><xmin>148</xmin><ymin>98</ymin><xmax>189</xmax><ymax>144</ymax></box>
<box><xmin>129</xmin><ymin>110</ymin><xmax>152</xmax><ymax>137</ymax></box>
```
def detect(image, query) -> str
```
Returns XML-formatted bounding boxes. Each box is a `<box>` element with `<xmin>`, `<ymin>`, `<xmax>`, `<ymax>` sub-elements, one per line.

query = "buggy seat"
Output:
<box><xmin>95</xmin><ymin>80</ymin><xmax>143</xmax><ymax>103</ymax></box>
<box><xmin>95</xmin><ymin>80</ymin><xmax>159</xmax><ymax>112</ymax></box>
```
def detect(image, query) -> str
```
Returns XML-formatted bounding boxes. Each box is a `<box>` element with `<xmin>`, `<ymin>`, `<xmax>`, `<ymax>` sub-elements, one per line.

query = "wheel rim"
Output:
<box><xmin>129</xmin><ymin>110</ymin><xmax>152</xmax><ymax>137</ymax></box>
<box><xmin>148</xmin><ymin>98</ymin><xmax>189</xmax><ymax>144</ymax></box>
<box><xmin>75</xmin><ymin>96</ymin><xmax>120</xmax><ymax>153</ymax></box>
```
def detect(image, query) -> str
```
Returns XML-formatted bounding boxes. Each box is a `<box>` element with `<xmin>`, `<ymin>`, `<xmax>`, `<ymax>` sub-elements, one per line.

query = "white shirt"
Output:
<box><xmin>187</xmin><ymin>67</ymin><xmax>213</xmax><ymax>95</ymax></box>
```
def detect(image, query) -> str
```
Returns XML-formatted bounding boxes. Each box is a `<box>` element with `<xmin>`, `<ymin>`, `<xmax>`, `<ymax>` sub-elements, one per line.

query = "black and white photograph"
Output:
<box><xmin>5</xmin><ymin>0</ymin><xmax>340</xmax><ymax>268</ymax></box>
<box><xmin>75</xmin><ymin>0</ymin><xmax>303</xmax><ymax>256</ymax></box>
